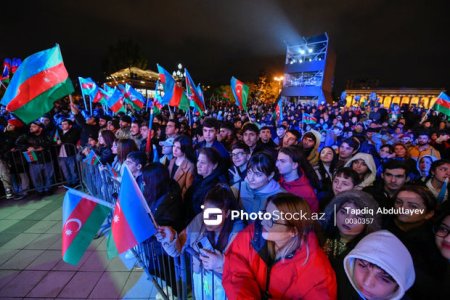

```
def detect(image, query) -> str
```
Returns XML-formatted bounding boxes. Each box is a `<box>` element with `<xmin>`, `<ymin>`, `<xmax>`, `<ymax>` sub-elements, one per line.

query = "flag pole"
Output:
<box><xmin>145</xmin><ymin>108</ymin><xmax>154</xmax><ymax>158</ymax></box>
<box><xmin>78</xmin><ymin>78</ymin><xmax>88</xmax><ymax>113</ymax></box>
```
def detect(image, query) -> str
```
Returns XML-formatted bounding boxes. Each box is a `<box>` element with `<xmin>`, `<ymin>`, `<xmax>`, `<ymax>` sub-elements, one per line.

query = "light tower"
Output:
<box><xmin>281</xmin><ymin>33</ymin><xmax>335</xmax><ymax>104</ymax></box>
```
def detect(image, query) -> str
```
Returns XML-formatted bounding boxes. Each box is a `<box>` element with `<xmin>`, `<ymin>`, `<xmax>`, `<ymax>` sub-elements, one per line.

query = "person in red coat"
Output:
<box><xmin>276</xmin><ymin>146</ymin><xmax>320</xmax><ymax>212</ymax></box>
<box><xmin>223</xmin><ymin>193</ymin><xmax>337</xmax><ymax>299</ymax></box>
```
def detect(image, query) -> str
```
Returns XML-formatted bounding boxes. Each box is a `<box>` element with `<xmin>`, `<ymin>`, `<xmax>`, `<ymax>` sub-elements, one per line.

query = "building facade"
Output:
<box><xmin>344</xmin><ymin>88</ymin><xmax>443</xmax><ymax>109</ymax></box>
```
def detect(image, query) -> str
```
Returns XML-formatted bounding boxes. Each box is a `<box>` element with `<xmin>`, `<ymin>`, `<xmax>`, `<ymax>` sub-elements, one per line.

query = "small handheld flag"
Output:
<box><xmin>83</xmin><ymin>150</ymin><xmax>100</xmax><ymax>166</ymax></box>
<box><xmin>62</xmin><ymin>188</ymin><xmax>113</xmax><ymax>265</ymax></box>
<box><xmin>1</xmin><ymin>58</ymin><xmax>11</xmax><ymax>84</ymax></box>
<box><xmin>23</xmin><ymin>151</ymin><xmax>38</xmax><ymax>163</ymax></box>
<box><xmin>53</xmin><ymin>130</ymin><xmax>61</xmax><ymax>143</ymax></box>
<box><xmin>302</xmin><ymin>113</ymin><xmax>317</xmax><ymax>124</ymax></box>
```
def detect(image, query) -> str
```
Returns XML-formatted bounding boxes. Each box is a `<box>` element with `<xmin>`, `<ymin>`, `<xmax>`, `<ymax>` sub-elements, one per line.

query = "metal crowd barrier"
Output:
<box><xmin>78</xmin><ymin>159</ymin><xmax>225</xmax><ymax>300</ymax></box>
<box><xmin>0</xmin><ymin>143</ymin><xmax>81</xmax><ymax>198</ymax></box>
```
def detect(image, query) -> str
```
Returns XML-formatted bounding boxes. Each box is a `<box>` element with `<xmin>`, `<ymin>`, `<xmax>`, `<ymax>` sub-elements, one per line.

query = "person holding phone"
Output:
<box><xmin>156</xmin><ymin>184</ymin><xmax>244</xmax><ymax>300</ymax></box>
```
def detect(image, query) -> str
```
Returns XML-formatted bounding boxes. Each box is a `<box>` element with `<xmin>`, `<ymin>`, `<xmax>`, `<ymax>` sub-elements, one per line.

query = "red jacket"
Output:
<box><xmin>223</xmin><ymin>223</ymin><xmax>337</xmax><ymax>300</ymax></box>
<box><xmin>279</xmin><ymin>176</ymin><xmax>319</xmax><ymax>213</ymax></box>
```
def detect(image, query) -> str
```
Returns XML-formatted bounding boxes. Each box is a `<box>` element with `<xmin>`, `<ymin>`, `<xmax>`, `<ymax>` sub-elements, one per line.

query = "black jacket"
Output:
<box><xmin>184</xmin><ymin>168</ymin><xmax>228</xmax><ymax>223</ymax></box>
<box><xmin>16</xmin><ymin>132</ymin><xmax>53</xmax><ymax>163</ymax></box>
<box><xmin>74</xmin><ymin>113</ymin><xmax>99</xmax><ymax>146</ymax></box>
<box><xmin>384</xmin><ymin>219</ymin><xmax>447</xmax><ymax>300</ymax></box>
<box><xmin>148</xmin><ymin>181</ymin><xmax>184</xmax><ymax>232</ymax></box>
<box><xmin>58</xmin><ymin>127</ymin><xmax>80</xmax><ymax>156</ymax></box>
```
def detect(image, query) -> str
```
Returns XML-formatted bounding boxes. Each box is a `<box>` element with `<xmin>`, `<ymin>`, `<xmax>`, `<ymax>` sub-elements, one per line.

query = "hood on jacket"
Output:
<box><xmin>343</xmin><ymin>230</ymin><xmax>415</xmax><ymax>300</ymax></box>
<box><xmin>304</xmin><ymin>129</ymin><xmax>321</xmax><ymax>166</ymax></box>
<box><xmin>344</xmin><ymin>152</ymin><xmax>377</xmax><ymax>189</ymax></box>
<box><xmin>416</xmin><ymin>154</ymin><xmax>437</xmax><ymax>177</ymax></box>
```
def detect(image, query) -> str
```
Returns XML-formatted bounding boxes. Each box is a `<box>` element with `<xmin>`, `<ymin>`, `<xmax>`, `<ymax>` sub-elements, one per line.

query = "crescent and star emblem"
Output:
<box><xmin>64</xmin><ymin>218</ymin><xmax>82</xmax><ymax>236</ymax></box>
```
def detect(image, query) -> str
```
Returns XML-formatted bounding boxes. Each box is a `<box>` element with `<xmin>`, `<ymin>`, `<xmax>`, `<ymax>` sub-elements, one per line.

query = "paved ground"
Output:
<box><xmin>0</xmin><ymin>189</ymin><xmax>161</xmax><ymax>299</ymax></box>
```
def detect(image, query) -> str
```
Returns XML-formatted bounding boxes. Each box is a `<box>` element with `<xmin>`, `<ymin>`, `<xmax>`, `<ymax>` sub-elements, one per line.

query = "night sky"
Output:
<box><xmin>2</xmin><ymin>0</ymin><xmax>449</xmax><ymax>93</ymax></box>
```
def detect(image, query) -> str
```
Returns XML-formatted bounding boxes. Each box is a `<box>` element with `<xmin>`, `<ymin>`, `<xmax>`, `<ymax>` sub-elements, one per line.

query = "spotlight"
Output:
<box><xmin>299</xmin><ymin>49</ymin><xmax>305</xmax><ymax>55</ymax></box>
<box><xmin>308</xmin><ymin>48</ymin><xmax>313</xmax><ymax>53</ymax></box>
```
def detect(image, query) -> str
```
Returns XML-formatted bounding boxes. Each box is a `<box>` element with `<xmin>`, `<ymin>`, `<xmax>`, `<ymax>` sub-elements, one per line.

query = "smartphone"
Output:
<box><xmin>196</xmin><ymin>236</ymin><xmax>214</xmax><ymax>256</ymax></box>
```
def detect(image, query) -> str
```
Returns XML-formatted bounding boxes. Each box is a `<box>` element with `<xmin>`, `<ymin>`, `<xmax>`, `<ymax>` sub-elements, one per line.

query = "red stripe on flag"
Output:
<box><xmin>436</xmin><ymin>98</ymin><xmax>450</xmax><ymax>109</ymax></box>
<box><xmin>62</xmin><ymin>198</ymin><xmax>98</xmax><ymax>256</ymax></box>
<box><xmin>169</xmin><ymin>85</ymin><xmax>183</xmax><ymax>107</ymax></box>
<box><xmin>111</xmin><ymin>200</ymin><xmax>138</xmax><ymax>253</ymax></box>
<box><xmin>110</xmin><ymin>99</ymin><xmax>123</xmax><ymax>112</ymax></box>
<box><xmin>6</xmin><ymin>63</ymin><xmax>69</xmax><ymax>111</ymax></box>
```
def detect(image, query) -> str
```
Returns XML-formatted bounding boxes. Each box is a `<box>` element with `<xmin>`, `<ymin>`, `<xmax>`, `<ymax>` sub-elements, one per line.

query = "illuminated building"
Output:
<box><xmin>104</xmin><ymin>67</ymin><xmax>159</xmax><ymax>98</ymax></box>
<box><xmin>344</xmin><ymin>88</ymin><xmax>443</xmax><ymax>109</ymax></box>
<box><xmin>281</xmin><ymin>33</ymin><xmax>336</xmax><ymax>104</ymax></box>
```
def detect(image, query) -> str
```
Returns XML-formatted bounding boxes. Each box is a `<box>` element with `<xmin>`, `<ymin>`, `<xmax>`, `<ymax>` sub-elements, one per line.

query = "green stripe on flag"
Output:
<box><xmin>63</xmin><ymin>204</ymin><xmax>110</xmax><ymax>265</ymax></box>
<box><xmin>435</xmin><ymin>104</ymin><xmax>450</xmax><ymax>117</ymax></box>
<box><xmin>13</xmin><ymin>78</ymin><xmax>74</xmax><ymax>124</ymax></box>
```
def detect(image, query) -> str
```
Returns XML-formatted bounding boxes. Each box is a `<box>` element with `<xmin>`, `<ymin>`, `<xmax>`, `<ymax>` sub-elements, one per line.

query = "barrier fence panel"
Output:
<box><xmin>78</xmin><ymin>158</ymin><xmax>226</xmax><ymax>300</ymax></box>
<box><xmin>1</xmin><ymin>143</ymin><xmax>81</xmax><ymax>198</ymax></box>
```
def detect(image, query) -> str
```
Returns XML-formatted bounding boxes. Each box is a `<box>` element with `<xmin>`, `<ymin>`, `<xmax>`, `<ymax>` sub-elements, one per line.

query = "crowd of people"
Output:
<box><xmin>1</xmin><ymin>96</ymin><xmax>450</xmax><ymax>299</ymax></box>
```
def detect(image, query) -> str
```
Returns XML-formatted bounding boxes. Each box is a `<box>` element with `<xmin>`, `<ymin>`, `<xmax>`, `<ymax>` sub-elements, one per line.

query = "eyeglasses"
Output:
<box><xmin>434</xmin><ymin>225</ymin><xmax>450</xmax><ymax>238</ymax></box>
<box><xmin>261</xmin><ymin>210</ymin><xmax>290</xmax><ymax>228</ymax></box>
<box><xmin>230</xmin><ymin>152</ymin><xmax>245</xmax><ymax>158</ymax></box>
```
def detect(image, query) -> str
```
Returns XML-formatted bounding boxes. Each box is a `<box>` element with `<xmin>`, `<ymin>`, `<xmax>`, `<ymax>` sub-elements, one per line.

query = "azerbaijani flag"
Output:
<box><xmin>124</xmin><ymin>83</ymin><xmax>145</xmax><ymax>110</ymax></box>
<box><xmin>1</xmin><ymin>58</ymin><xmax>11</xmax><ymax>84</ymax></box>
<box><xmin>302</xmin><ymin>113</ymin><xmax>317</xmax><ymax>124</ymax></box>
<box><xmin>105</xmin><ymin>88</ymin><xmax>125</xmax><ymax>114</ymax></box>
<box><xmin>11</xmin><ymin>58</ymin><xmax>22</xmax><ymax>74</ymax></box>
<box><xmin>53</xmin><ymin>129</ymin><xmax>61</xmax><ymax>143</ymax></box>
<box><xmin>156</xmin><ymin>64</ymin><xmax>189</xmax><ymax>110</ymax></box>
<box><xmin>0</xmin><ymin>45</ymin><xmax>74</xmax><ymax>124</ymax></box>
<box><xmin>156</xmin><ymin>64</ymin><xmax>176</xmax><ymax>105</ymax></box>
<box><xmin>275</xmin><ymin>99</ymin><xmax>283</xmax><ymax>123</ymax></box>
<box><xmin>433</xmin><ymin>92</ymin><xmax>450</xmax><ymax>117</ymax></box>
<box><xmin>111</xmin><ymin>166</ymin><xmax>157</xmax><ymax>254</ymax></box>
<box><xmin>23</xmin><ymin>151</ymin><xmax>38</xmax><ymax>163</ymax></box>
<box><xmin>78</xmin><ymin>77</ymin><xmax>96</xmax><ymax>96</ymax></box>
<box><xmin>62</xmin><ymin>188</ymin><xmax>113</xmax><ymax>265</ymax></box>
<box><xmin>83</xmin><ymin>149</ymin><xmax>100</xmax><ymax>166</ymax></box>
<box><xmin>185</xmin><ymin>68</ymin><xmax>205</xmax><ymax>115</ymax></box>
<box><xmin>106</xmin><ymin>163</ymin><xmax>119</xmax><ymax>179</ymax></box>
<box><xmin>231</xmin><ymin>76</ymin><xmax>249</xmax><ymax>111</ymax></box>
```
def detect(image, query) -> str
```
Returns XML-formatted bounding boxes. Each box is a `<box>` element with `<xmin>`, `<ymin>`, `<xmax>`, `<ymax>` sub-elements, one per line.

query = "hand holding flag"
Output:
<box><xmin>111</xmin><ymin>166</ymin><xmax>157</xmax><ymax>254</ymax></box>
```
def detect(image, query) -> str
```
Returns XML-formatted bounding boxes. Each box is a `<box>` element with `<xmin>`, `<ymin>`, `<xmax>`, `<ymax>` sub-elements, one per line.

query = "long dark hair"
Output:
<box><xmin>317</xmin><ymin>146</ymin><xmax>338</xmax><ymax>180</ymax></box>
<box><xmin>203</xmin><ymin>184</ymin><xmax>238</xmax><ymax>252</ymax></box>
<box><xmin>117</xmin><ymin>138</ymin><xmax>138</xmax><ymax>163</ymax></box>
<box><xmin>142</xmin><ymin>162</ymin><xmax>171</xmax><ymax>204</ymax></box>
<box><xmin>279</xmin><ymin>146</ymin><xmax>320</xmax><ymax>189</ymax></box>
<box><xmin>174</xmin><ymin>134</ymin><xmax>196</xmax><ymax>163</ymax></box>
<box><xmin>100</xmin><ymin>130</ymin><xmax>115</xmax><ymax>148</ymax></box>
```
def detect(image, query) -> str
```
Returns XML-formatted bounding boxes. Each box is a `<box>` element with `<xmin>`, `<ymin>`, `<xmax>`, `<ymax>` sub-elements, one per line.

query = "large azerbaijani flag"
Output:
<box><xmin>433</xmin><ymin>92</ymin><xmax>450</xmax><ymax>117</ymax></box>
<box><xmin>111</xmin><ymin>166</ymin><xmax>157</xmax><ymax>254</ymax></box>
<box><xmin>62</xmin><ymin>188</ymin><xmax>112</xmax><ymax>265</ymax></box>
<box><xmin>230</xmin><ymin>76</ymin><xmax>249</xmax><ymax>112</ymax></box>
<box><xmin>185</xmin><ymin>68</ymin><xmax>205</xmax><ymax>115</ymax></box>
<box><xmin>156</xmin><ymin>64</ymin><xmax>189</xmax><ymax>111</ymax></box>
<box><xmin>124</xmin><ymin>83</ymin><xmax>145</xmax><ymax>110</ymax></box>
<box><xmin>1</xmin><ymin>45</ymin><xmax>74</xmax><ymax>124</ymax></box>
